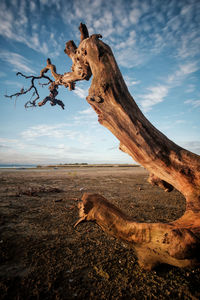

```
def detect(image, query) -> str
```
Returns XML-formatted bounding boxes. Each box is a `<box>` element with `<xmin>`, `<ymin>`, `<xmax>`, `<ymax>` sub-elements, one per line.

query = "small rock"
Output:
<box><xmin>54</xmin><ymin>199</ymin><xmax>62</xmax><ymax>202</ymax></box>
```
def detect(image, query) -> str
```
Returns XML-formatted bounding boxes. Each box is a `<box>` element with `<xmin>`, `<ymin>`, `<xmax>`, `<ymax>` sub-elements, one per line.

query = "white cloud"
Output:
<box><xmin>129</xmin><ymin>8</ymin><xmax>141</xmax><ymax>24</ymax></box>
<box><xmin>116</xmin><ymin>47</ymin><xmax>145</xmax><ymax>68</ymax></box>
<box><xmin>4</xmin><ymin>80</ymin><xmax>24</xmax><ymax>88</ymax></box>
<box><xmin>139</xmin><ymin>85</ymin><xmax>169</xmax><ymax>112</ymax></box>
<box><xmin>58</xmin><ymin>1</ymin><xmax>148</xmax><ymax>67</ymax></box>
<box><xmin>185</xmin><ymin>84</ymin><xmax>196</xmax><ymax>93</ymax></box>
<box><xmin>73</xmin><ymin>87</ymin><xmax>88</xmax><ymax>99</ymax></box>
<box><xmin>0</xmin><ymin>2</ymin><xmax>15</xmax><ymax>39</ymax></box>
<box><xmin>0</xmin><ymin>0</ymin><xmax>199</xmax><ymax>68</ymax></box>
<box><xmin>30</xmin><ymin>1</ymin><xmax>36</xmax><ymax>12</ymax></box>
<box><xmin>177</xmin><ymin>62</ymin><xmax>198</xmax><ymax>76</ymax></box>
<box><xmin>20</xmin><ymin>122</ymin><xmax>98</xmax><ymax>150</ymax></box>
<box><xmin>0</xmin><ymin>51</ymin><xmax>35</xmax><ymax>73</ymax></box>
<box><xmin>21</xmin><ymin>123</ymin><xmax>76</xmax><ymax>140</ymax></box>
<box><xmin>0</xmin><ymin>137</ymin><xmax>18</xmax><ymax>144</ymax></box>
<box><xmin>29</xmin><ymin>142</ymin><xmax>89</xmax><ymax>154</ymax></box>
<box><xmin>167</xmin><ymin>62</ymin><xmax>199</xmax><ymax>87</ymax></box>
<box><xmin>123</xmin><ymin>75</ymin><xmax>140</xmax><ymax>87</ymax></box>
<box><xmin>0</xmin><ymin>132</ymin><xmax>95</xmax><ymax>164</ymax></box>
<box><xmin>184</xmin><ymin>99</ymin><xmax>200</xmax><ymax>108</ymax></box>
<box><xmin>0</xmin><ymin>149</ymin><xmax>86</xmax><ymax>165</ymax></box>
<box><xmin>174</xmin><ymin>120</ymin><xmax>185</xmax><ymax>124</ymax></box>
<box><xmin>167</xmin><ymin>61</ymin><xmax>199</xmax><ymax>87</ymax></box>
<box><xmin>0</xmin><ymin>137</ymin><xmax>25</xmax><ymax>150</ymax></box>
<box><xmin>0</xmin><ymin>0</ymin><xmax>62</xmax><ymax>56</ymax></box>
<box><xmin>177</xmin><ymin>33</ymin><xmax>200</xmax><ymax>59</ymax></box>
<box><xmin>78</xmin><ymin>108</ymin><xmax>95</xmax><ymax>115</ymax></box>
<box><xmin>74</xmin><ymin>107</ymin><xmax>97</xmax><ymax>126</ymax></box>
<box><xmin>138</xmin><ymin>61</ymin><xmax>199</xmax><ymax>112</ymax></box>
<box><xmin>115</xmin><ymin>30</ymin><xmax>136</xmax><ymax>50</ymax></box>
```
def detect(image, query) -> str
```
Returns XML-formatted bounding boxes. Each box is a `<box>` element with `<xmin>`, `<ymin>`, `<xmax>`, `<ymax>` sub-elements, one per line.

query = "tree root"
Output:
<box><xmin>75</xmin><ymin>193</ymin><xmax>200</xmax><ymax>269</ymax></box>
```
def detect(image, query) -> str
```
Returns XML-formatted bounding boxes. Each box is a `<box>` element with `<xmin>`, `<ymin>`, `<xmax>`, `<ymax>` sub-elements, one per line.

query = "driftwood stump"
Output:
<box><xmin>73</xmin><ymin>24</ymin><xmax>200</xmax><ymax>270</ymax></box>
<box><xmin>7</xmin><ymin>23</ymin><xmax>200</xmax><ymax>269</ymax></box>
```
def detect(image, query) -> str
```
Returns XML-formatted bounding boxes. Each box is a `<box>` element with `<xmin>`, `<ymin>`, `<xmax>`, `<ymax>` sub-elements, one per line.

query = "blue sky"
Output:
<box><xmin>0</xmin><ymin>0</ymin><xmax>200</xmax><ymax>165</ymax></box>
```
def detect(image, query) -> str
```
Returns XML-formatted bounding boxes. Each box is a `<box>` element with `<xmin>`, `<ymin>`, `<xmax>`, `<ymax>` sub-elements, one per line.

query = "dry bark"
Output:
<box><xmin>75</xmin><ymin>193</ymin><xmax>200</xmax><ymax>270</ymax></box>
<box><xmin>74</xmin><ymin>24</ymin><xmax>200</xmax><ymax>269</ymax></box>
<box><xmin>6</xmin><ymin>23</ymin><xmax>200</xmax><ymax>269</ymax></box>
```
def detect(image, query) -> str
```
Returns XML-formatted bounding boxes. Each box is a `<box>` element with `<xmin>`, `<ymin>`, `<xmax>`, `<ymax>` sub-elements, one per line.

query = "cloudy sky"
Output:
<box><xmin>0</xmin><ymin>0</ymin><xmax>200</xmax><ymax>165</ymax></box>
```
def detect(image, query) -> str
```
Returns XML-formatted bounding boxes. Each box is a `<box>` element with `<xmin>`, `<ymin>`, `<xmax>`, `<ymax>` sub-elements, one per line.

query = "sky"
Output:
<box><xmin>0</xmin><ymin>0</ymin><xmax>200</xmax><ymax>165</ymax></box>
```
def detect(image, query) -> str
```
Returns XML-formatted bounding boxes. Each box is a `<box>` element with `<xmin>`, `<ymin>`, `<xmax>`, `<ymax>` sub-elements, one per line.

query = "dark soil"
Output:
<box><xmin>0</xmin><ymin>166</ymin><xmax>199</xmax><ymax>300</ymax></box>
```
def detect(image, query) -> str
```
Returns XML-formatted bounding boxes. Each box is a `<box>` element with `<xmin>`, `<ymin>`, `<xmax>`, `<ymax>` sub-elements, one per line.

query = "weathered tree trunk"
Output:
<box><xmin>9</xmin><ymin>23</ymin><xmax>200</xmax><ymax>269</ymax></box>
<box><xmin>72</xmin><ymin>25</ymin><xmax>200</xmax><ymax>269</ymax></box>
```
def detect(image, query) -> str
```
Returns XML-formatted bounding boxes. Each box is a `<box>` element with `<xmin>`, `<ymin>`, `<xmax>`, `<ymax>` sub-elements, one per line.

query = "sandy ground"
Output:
<box><xmin>0</xmin><ymin>166</ymin><xmax>199</xmax><ymax>299</ymax></box>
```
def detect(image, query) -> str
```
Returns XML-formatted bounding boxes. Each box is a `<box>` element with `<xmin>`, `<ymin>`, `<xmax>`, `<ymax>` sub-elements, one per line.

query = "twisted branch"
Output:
<box><xmin>5</xmin><ymin>23</ymin><xmax>92</xmax><ymax>109</ymax></box>
<box><xmin>5</xmin><ymin>68</ymin><xmax>65</xmax><ymax>109</ymax></box>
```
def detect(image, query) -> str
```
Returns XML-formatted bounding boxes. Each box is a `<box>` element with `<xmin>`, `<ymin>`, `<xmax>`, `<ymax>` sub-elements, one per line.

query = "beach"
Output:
<box><xmin>0</xmin><ymin>166</ymin><xmax>199</xmax><ymax>299</ymax></box>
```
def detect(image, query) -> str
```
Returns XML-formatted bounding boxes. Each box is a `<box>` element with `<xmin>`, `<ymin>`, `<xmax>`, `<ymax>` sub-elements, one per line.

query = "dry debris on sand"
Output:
<box><xmin>0</xmin><ymin>166</ymin><xmax>199</xmax><ymax>299</ymax></box>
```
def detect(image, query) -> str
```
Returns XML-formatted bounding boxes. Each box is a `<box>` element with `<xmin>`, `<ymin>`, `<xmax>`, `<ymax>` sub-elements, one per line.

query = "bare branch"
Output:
<box><xmin>5</xmin><ymin>71</ymin><xmax>65</xmax><ymax>109</ymax></box>
<box><xmin>5</xmin><ymin>23</ymin><xmax>93</xmax><ymax>110</ymax></box>
<box><xmin>79</xmin><ymin>22</ymin><xmax>89</xmax><ymax>42</ymax></box>
<box><xmin>38</xmin><ymin>83</ymin><xmax>65</xmax><ymax>109</ymax></box>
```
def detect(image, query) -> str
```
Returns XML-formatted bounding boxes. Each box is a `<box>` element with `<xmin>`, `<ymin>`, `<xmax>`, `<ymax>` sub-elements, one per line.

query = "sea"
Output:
<box><xmin>0</xmin><ymin>164</ymin><xmax>37</xmax><ymax>169</ymax></box>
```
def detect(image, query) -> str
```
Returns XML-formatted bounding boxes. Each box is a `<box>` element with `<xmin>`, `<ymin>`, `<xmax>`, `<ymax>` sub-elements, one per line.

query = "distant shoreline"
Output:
<box><xmin>0</xmin><ymin>163</ymin><xmax>140</xmax><ymax>170</ymax></box>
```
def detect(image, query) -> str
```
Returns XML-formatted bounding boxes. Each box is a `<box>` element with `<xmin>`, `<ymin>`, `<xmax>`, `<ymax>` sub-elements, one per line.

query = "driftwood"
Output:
<box><xmin>6</xmin><ymin>23</ymin><xmax>200</xmax><ymax>269</ymax></box>
<box><xmin>75</xmin><ymin>193</ymin><xmax>200</xmax><ymax>270</ymax></box>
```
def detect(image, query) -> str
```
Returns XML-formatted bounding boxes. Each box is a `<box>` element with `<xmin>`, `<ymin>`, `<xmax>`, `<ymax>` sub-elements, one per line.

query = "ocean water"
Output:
<box><xmin>0</xmin><ymin>164</ymin><xmax>37</xmax><ymax>169</ymax></box>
